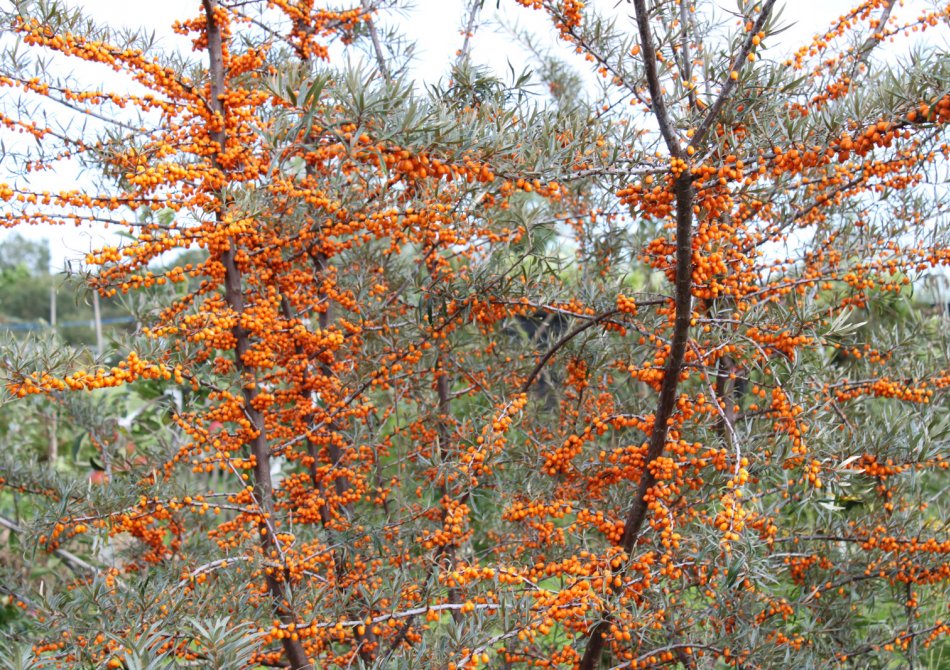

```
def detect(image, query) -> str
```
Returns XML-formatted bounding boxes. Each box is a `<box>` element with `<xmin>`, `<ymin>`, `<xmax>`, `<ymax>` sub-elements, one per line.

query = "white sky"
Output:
<box><xmin>0</xmin><ymin>0</ymin><xmax>927</xmax><ymax>270</ymax></box>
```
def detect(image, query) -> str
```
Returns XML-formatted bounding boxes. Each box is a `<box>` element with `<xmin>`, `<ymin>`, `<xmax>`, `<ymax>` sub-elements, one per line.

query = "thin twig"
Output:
<box><xmin>691</xmin><ymin>0</ymin><xmax>778</xmax><ymax>148</ymax></box>
<box><xmin>360</xmin><ymin>0</ymin><xmax>391</xmax><ymax>82</ymax></box>
<box><xmin>522</xmin><ymin>309</ymin><xmax>620</xmax><ymax>393</ymax></box>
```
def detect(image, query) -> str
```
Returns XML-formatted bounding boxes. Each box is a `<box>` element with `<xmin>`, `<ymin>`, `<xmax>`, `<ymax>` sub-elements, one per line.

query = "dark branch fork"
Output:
<box><xmin>577</xmin><ymin>0</ymin><xmax>775</xmax><ymax>667</ymax></box>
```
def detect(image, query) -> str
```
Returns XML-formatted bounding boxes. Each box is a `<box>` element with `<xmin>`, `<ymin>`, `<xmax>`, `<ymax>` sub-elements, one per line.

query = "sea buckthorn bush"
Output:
<box><xmin>1</xmin><ymin>0</ymin><xmax>949</xmax><ymax>668</ymax></box>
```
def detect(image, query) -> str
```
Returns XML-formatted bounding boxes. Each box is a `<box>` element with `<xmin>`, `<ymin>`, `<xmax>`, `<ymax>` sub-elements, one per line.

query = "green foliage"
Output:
<box><xmin>0</xmin><ymin>234</ymin><xmax>49</xmax><ymax>277</ymax></box>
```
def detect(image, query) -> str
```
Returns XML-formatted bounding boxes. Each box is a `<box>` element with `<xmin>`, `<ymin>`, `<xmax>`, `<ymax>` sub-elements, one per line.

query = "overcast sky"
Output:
<box><xmin>0</xmin><ymin>0</ymin><xmax>931</xmax><ymax>270</ymax></box>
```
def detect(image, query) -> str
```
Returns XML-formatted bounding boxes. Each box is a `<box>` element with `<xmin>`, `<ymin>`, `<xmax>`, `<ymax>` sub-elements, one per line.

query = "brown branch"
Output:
<box><xmin>577</xmin><ymin>4</ymin><xmax>711</xmax><ymax>667</ymax></box>
<box><xmin>849</xmin><ymin>0</ymin><xmax>898</xmax><ymax>80</ymax></box>
<box><xmin>713</xmin><ymin>354</ymin><xmax>737</xmax><ymax>444</ymax></box>
<box><xmin>436</xmin><ymin>357</ymin><xmax>463</xmax><ymax>625</ymax></box>
<box><xmin>280</xmin><ymin>295</ymin><xmax>333</xmax><ymax>527</ymax></box>
<box><xmin>202</xmin><ymin>2</ymin><xmax>311</xmax><ymax>668</ymax></box>
<box><xmin>456</xmin><ymin>0</ymin><xmax>482</xmax><ymax>67</ymax></box>
<box><xmin>307</xmin><ymin>251</ymin><xmax>355</xmax><ymax>509</ymax></box>
<box><xmin>631</xmin><ymin>0</ymin><xmax>682</xmax><ymax>156</ymax></box>
<box><xmin>678</xmin><ymin>0</ymin><xmax>699</xmax><ymax>112</ymax></box>
<box><xmin>578</xmin><ymin>169</ymin><xmax>695</xmax><ymax>670</ymax></box>
<box><xmin>304</xmin><ymin>252</ymin><xmax>380</xmax><ymax>663</ymax></box>
<box><xmin>360</xmin><ymin>0</ymin><xmax>391</xmax><ymax>82</ymax></box>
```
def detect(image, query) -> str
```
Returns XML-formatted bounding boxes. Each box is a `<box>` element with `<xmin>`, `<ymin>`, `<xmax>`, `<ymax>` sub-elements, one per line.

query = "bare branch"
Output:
<box><xmin>629</xmin><ymin>0</ymin><xmax>682</xmax><ymax>156</ymax></box>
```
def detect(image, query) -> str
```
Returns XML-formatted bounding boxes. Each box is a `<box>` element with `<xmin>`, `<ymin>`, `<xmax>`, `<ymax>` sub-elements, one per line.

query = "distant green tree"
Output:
<box><xmin>0</xmin><ymin>273</ymin><xmax>132</xmax><ymax>346</ymax></box>
<box><xmin>0</xmin><ymin>233</ymin><xmax>49</xmax><ymax>277</ymax></box>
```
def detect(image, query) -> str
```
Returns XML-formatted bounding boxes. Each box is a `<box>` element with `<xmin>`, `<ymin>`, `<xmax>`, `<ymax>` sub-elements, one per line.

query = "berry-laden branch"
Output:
<box><xmin>202</xmin><ymin>1</ymin><xmax>311</xmax><ymax>667</ymax></box>
<box><xmin>578</xmin><ymin>1</ymin><xmax>776</xmax><ymax>667</ymax></box>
